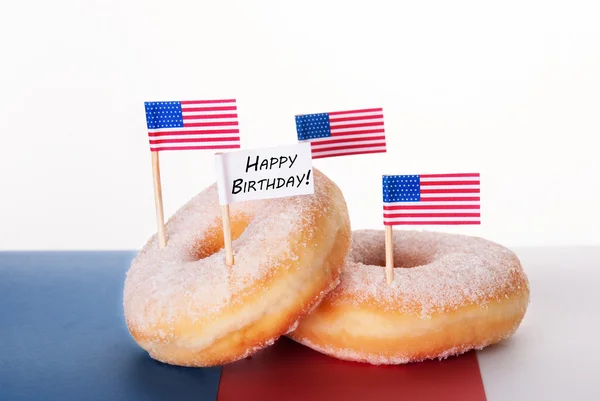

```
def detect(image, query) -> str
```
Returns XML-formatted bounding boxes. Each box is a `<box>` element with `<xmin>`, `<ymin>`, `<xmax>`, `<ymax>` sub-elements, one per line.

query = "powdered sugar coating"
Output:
<box><xmin>123</xmin><ymin>169</ymin><xmax>339</xmax><ymax>346</ymax></box>
<box><xmin>332</xmin><ymin>229</ymin><xmax>528</xmax><ymax>318</ymax></box>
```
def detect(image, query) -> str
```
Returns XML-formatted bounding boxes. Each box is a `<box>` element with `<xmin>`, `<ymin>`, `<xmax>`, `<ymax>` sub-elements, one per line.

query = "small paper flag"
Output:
<box><xmin>144</xmin><ymin>99</ymin><xmax>240</xmax><ymax>151</ymax></box>
<box><xmin>382</xmin><ymin>173</ymin><xmax>481</xmax><ymax>225</ymax></box>
<box><xmin>295</xmin><ymin>108</ymin><xmax>386</xmax><ymax>159</ymax></box>
<box><xmin>214</xmin><ymin>143</ymin><xmax>314</xmax><ymax>205</ymax></box>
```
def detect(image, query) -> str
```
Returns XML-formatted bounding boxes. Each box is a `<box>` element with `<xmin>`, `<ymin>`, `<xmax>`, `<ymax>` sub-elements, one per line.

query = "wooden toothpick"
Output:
<box><xmin>385</xmin><ymin>225</ymin><xmax>394</xmax><ymax>285</ymax></box>
<box><xmin>221</xmin><ymin>204</ymin><xmax>234</xmax><ymax>266</ymax></box>
<box><xmin>151</xmin><ymin>151</ymin><xmax>166</xmax><ymax>248</ymax></box>
<box><xmin>214</xmin><ymin>152</ymin><xmax>234</xmax><ymax>266</ymax></box>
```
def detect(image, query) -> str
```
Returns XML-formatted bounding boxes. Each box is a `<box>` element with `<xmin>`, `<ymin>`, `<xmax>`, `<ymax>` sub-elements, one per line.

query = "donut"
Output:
<box><xmin>123</xmin><ymin>168</ymin><xmax>351</xmax><ymax>367</ymax></box>
<box><xmin>288</xmin><ymin>229</ymin><xmax>530</xmax><ymax>365</ymax></box>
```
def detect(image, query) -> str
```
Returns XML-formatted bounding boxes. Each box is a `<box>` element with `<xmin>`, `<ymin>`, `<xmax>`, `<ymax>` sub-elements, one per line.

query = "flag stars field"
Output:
<box><xmin>383</xmin><ymin>176</ymin><xmax>421</xmax><ymax>202</ymax></box>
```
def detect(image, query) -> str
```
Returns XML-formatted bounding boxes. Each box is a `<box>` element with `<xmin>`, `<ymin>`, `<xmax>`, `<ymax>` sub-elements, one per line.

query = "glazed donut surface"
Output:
<box><xmin>123</xmin><ymin>169</ymin><xmax>350</xmax><ymax>367</ymax></box>
<box><xmin>288</xmin><ymin>229</ymin><xmax>530</xmax><ymax>364</ymax></box>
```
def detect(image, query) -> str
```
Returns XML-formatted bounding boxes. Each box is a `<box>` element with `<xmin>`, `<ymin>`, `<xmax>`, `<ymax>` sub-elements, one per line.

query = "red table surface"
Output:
<box><xmin>218</xmin><ymin>337</ymin><xmax>487</xmax><ymax>401</ymax></box>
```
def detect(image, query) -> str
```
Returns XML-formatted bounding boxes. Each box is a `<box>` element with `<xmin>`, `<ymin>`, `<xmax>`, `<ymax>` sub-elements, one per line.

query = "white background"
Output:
<box><xmin>1</xmin><ymin>0</ymin><xmax>599</xmax><ymax>250</ymax></box>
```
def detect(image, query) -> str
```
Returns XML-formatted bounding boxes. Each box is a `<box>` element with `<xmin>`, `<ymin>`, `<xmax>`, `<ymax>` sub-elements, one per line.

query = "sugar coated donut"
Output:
<box><xmin>123</xmin><ymin>168</ymin><xmax>351</xmax><ymax>367</ymax></box>
<box><xmin>288</xmin><ymin>229</ymin><xmax>530</xmax><ymax>365</ymax></box>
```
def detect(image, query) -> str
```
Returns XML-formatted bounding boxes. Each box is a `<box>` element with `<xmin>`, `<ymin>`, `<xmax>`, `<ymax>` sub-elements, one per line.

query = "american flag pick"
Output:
<box><xmin>144</xmin><ymin>99</ymin><xmax>241</xmax><ymax>151</ymax></box>
<box><xmin>382</xmin><ymin>173</ymin><xmax>481</xmax><ymax>225</ymax></box>
<box><xmin>295</xmin><ymin>108</ymin><xmax>386</xmax><ymax>159</ymax></box>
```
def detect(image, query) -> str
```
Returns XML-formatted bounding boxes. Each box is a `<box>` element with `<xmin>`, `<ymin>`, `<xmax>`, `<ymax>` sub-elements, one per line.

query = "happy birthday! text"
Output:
<box><xmin>232</xmin><ymin>170</ymin><xmax>312</xmax><ymax>194</ymax></box>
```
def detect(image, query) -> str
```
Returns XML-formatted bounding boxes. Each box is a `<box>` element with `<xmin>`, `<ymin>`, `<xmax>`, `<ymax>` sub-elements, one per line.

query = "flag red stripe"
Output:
<box><xmin>330</xmin><ymin>128</ymin><xmax>385</xmax><ymax>136</ymax></box>
<box><xmin>311</xmin><ymin>142</ymin><xmax>386</xmax><ymax>153</ymax></box>
<box><xmin>384</xmin><ymin>213</ymin><xmax>481</xmax><ymax>218</ymax></box>
<box><xmin>148</xmin><ymin>129</ymin><xmax>239</xmax><ymax>137</ymax></box>
<box><xmin>152</xmin><ymin>144</ymin><xmax>239</xmax><ymax>151</ymax></box>
<box><xmin>184</xmin><ymin>121</ymin><xmax>239</xmax><ymax>127</ymax></box>
<box><xmin>420</xmin><ymin>197</ymin><xmax>480</xmax><ymax>202</ymax></box>
<box><xmin>182</xmin><ymin>114</ymin><xmax>238</xmax><ymax>120</ymax></box>
<box><xmin>383</xmin><ymin>205</ymin><xmax>480</xmax><ymax>210</ymax></box>
<box><xmin>329</xmin><ymin>114</ymin><xmax>383</xmax><ymax>123</ymax></box>
<box><xmin>149</xmin><ymin>137</ymin><xmax>239</xmax><ymax>145</ymax></box>
<box><xmin>420</xmin><ymin>173</ymin><xmax>480</xmax><ymax>178</ymax></box>
<box><xmin>420</xmin><ymin>180</ymin><xmax>480</xmax><ymax>186</ymax></box>
<box><xmin>420</xmin><ymin>188</ymin><xmax>480</xmax><ymax>194</ymax></box>
<box><xmin>328</xmin><ymin>108</ymin><xmax>383</xmax><ymax>115</ymax></box>
<box><xmin>330</xmin><ymin>121</ymin><xmax>384</xmax><ymax>130</ymax></box>
<box><xmin>181</xmin><ymin>106</ymin><xmax>237</xmax><ymax>112</ymax></box>
<box><xmin>180</xmin><ymin>99</ymin><xmax>236</xmax><ymax>104</ymax></box>
<box><xmin>312</xmin><ymin>149</ymin><xmax>386</xmax><ymax>159</ymax></box>
<box><xmin>384</xmin><ymin>221</ymin><xmax>481</xmax><ymax>225</ymax></box>
<box><xmin>311</xmin><ymin>136</ymin><xmax>386</xmax><ymax>146</ymax></box>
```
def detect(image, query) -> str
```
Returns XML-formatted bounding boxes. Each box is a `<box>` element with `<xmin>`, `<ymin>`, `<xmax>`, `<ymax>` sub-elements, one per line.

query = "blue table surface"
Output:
<box><xmin>0</xmin><ymin>251</ymin><xmax>222</xmax><ymax>401</ymax></box>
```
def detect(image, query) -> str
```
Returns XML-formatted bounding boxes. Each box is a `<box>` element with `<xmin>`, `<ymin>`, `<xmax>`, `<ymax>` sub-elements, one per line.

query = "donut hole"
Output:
<box><xmin>352</xmin><ymin>242</ymin><xmax>431</xmax><ymax>269</ymax></box>
<box><xmin>191</xmin><ymin>213</ymin><xmax>253</xmax><ymax>260</ymax></box>
<box><xmin>360</xmin><ymin>253</ymin><xmax>428</xmax><ymax>269</ymax></box>
<box><xmin>390</xmin><ymin>251</ymin><xmax>431</xmax><ymax>268</ymax></box>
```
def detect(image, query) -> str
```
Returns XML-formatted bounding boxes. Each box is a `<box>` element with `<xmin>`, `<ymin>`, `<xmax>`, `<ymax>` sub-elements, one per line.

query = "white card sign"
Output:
<box><xmin>214</xmin><ymin>142</ymin><xmax>314</xmax><ymax>205</ymax></box>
